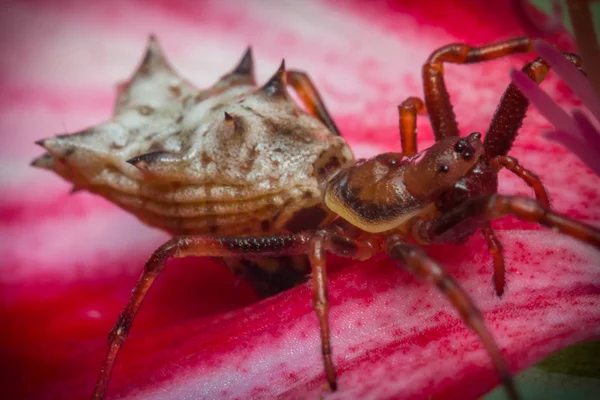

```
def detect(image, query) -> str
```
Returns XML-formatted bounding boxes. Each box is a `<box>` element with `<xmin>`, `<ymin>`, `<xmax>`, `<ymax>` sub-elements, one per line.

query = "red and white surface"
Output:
<box><xmin>1</xmin><ymin>1</ymin><xmax>599</xmax><ymax>399</ymax></box>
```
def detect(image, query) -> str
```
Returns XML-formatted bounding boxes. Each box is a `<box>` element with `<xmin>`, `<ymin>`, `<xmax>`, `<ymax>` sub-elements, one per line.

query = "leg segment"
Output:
<box><xmin>489</xmin><ymin>156</ymin><xmax>550</xmax><ymax>207</ymax></box>
<box><xmin>398</xmin><ymin>97</ymin><xmax>426</xmax><ymax>155</ymax></box>
<box><xmin>484</xmin><ymin>53</ymin><xmax>582</xmax><ymax>158</ymax></box>
<box><xmin>93</xmin><ymin>241</ymin><xmax>175</xmax><ymax>400</ymax></box>
<box><xmin>310</xmin><ymin>231</ymin><xmax>336</xmax><ymax>390</ymax></box>
<box><xmin>385</xmin><ymin>236</ymin><xmax>519</xmax><ymax>400</ymax></box>
<box><xmin>287</xmin><ymin>70</ymin><xmax>341</xmax><ymax>136</ymax></box>
<box><xmin>482</xmin><ymin>222</ymin><xmax>506</xmax><ymax>297</ymax></box>
<box><xmin>424</xmin><ymin>37</ymin><xmax>533</xmax><ymax>140</ymax></box>
<box><xmin>309</xmin><ymin>228</ymin><xmax>379</xmax><ymax>390</ymax></box>
<box><xmin>93</xmin><ymin>233</ymin><xmax>315</xmax><ymax>400</ymax></box>
<box><xmin>412</xmin><ymin>194</ymin><xmax>600</xmax><ymax>248</ymax></box>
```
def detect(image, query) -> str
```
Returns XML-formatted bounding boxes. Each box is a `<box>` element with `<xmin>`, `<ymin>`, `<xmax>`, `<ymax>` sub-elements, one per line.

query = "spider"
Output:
<box><xmin>32</xmin><ymin>36</ymin><xmax>600</xmax><ymax>400</ymax></box>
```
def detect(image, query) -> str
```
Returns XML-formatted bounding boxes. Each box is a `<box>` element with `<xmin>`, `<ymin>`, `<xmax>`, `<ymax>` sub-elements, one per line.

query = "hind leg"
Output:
<box><xmin>287</xmin><ymin>70</ymin><xmax>341</xmax><ymax>136</ymax></box>
<box><xmin>93</xmin><ymin>233</ymin><xmax>314</xmax><ymax>399</ymax></box>
<box><xmin>92</xmin><ymin>229</ymin><xmax>377</xmax><ymax>399</ymax></box>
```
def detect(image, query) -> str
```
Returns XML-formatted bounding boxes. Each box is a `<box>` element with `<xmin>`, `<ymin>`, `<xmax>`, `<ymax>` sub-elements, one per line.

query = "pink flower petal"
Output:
<box><xmin>534</xmin><ymin>39</ymin><xmax>600</xmax><ymax>123</ymax></box>
<box><xmin>542</xmin><ymin>129</ymin><xmax>600</xmax><ymax>176</ymax></box>
<box><xmin>572</xmin><ymin>109</ymin><xmax>600</xmax><ymax>150</ymax></box>
<box><xmin>510</xmin><ymin>68</ymin><xmax>576</xmax><ymax>134</ymax></box>
<box><xmin>2</xmin><ymin>1</ymin><xmax>599</xmax><ymax>400</ymax></box>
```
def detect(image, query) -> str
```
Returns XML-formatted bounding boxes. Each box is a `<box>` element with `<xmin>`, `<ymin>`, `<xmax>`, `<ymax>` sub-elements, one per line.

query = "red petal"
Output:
<box><xmin>2</xmin><ymin>1</ymin><xmax>599</xmax><ymax>399</ymax></box>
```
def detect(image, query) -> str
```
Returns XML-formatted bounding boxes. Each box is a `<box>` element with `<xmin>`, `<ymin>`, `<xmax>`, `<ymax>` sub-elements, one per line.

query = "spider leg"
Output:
<box><xmin>398</xmin><ymin>97</ymin><xmax>426</xmax><ymax>155</ymax></box>
<box><xmin>385</xmin><ymin>236</ymin><xmax>519</xmax><ymax>400</ymax></box>
<box><xmin>93</xmin><ymin>232</ymin><xmax>314</xmax><ymax>399</ymax></box>
<box><xmin>483</xmin><ymin>154</ymin><xmax>550</xmax><ymax>296</ymax></box>
<box><xmin>413</xmin><ymin>194</ymin><xmax>600</xmax><ymax>249</ymax></box>
<box><xmin>310</xmin><ymin>229</ymin><xmax>379</xmax><ymax>390</ymax></box>
<box><xmin>310</xmin><ymin>231</ymin><xmax>337</xmax><ymax>389</ymax></box>
<box><xmin>93</xmin><ymin>229</ymin><xmax>378</xmax><ymax>399</ymax></box>
<box><xmin>424</xmin><ymin>37</ymin><xmax>533</xmax><ymax>140</ymax></box>
<box><xmin>482</xmin><ymin>222</ymin><xmax>506</xmax><ymax>296</ymax></box>
<box><xmin>489</xmin><ymin>156</ymin><xmax>550</xmax><ymax>207</ymax></box>
<box><xmin>287</xmin><ymin>70</ymin><xmax>341</xmax><ymax>136</ymax></box>
<box><xmin>484</xmin><ymin>53</ymin><xmax>581</xmax><ymax>158</ymax></box>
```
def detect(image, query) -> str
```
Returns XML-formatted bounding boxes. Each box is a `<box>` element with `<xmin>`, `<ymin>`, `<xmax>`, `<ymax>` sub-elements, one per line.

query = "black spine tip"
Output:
<box><xmin>223</xmin><ymin>111</ymin><xmax>239</xmax><ymax>132</ymax></box>
<box><xmin>260</xmin><ymin>60</ymin><xmax>287</xmax><ymax>97</ymax></box>
<box><xmin>233</xmin><ymin>46</ymin><xmax>254</xmax><ymax>77</ymax></box>
<box><xmin>126</xmin><ymin>155</ymin><xmax>144</xmax><ymax>166</ymax></box>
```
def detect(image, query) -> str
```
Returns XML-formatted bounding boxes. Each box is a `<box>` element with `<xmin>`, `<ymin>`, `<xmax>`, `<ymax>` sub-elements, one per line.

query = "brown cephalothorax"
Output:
<box><xmin>324</xmin><ymin>133</ymin><xmax>484</xmax><ymax>233</ymax></box>
<box><xmin>32</xmin><ymin>36</ymin><xmax>600</xmax><ymax>400</ymax></box>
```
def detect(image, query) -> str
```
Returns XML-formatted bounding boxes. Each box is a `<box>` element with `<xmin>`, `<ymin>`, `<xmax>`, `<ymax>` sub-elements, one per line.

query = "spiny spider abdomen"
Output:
<box><xmin>33</xmin><ymin>36</ymin><xmax>353</xmax><ymax>237</ymax></box>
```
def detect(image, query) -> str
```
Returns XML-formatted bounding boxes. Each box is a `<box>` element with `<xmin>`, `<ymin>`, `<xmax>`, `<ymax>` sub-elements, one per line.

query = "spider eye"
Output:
<box><xmin>387</xmin><ymin>158</ymin><xmax>398</xmax><ymax>167</ymax></box>
<box><xmin>454</xmin><ymin>141</ymin><xmax>465</xmax><ymax>153</ymax></box>
<box><xmin>463</xmin><ymin>151</ymin><xmax>473</xmax><ymax>160</ymax></box>
<box><xmin>439</xmin><ymin>164</ymin><xmax>450</xmax><ymax>173</ymax></box>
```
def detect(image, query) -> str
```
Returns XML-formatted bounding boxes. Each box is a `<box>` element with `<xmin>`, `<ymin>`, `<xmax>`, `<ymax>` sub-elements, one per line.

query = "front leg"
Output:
<box><xmin>411</xmin><ymin>195</ymin><xmax>600</xmax><ymax>295</ymax></box>
<box><xmin>486</xmin><ymin>155</ymin><xmax>550</xmax><ymax>295</ymax></box>
<box><xmin>484</xmin><ymin>53</ymin><xmax>581</xmax><ymax>158</ymax></box>
<box><xmin>489</xmin><ymin>156</ymin><xmax>549</xmax><ymax>207</ymax></box>
<box><xmin>414</xmin><ymin>195</ymin><xmax>600</xmax><ymax>248</ymax></box>
<box><xmin>385</xmin><ymin>236</ymin><xmax>519</xmax><ymax>400</ymax></box>
<box><xmin>423</xmin><ymin>37</ymin><xmax>533</xmax><ymax>140</ymax></box>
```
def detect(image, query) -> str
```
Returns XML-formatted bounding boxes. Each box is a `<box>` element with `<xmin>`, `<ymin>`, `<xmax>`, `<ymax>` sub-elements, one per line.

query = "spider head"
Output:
<box><xmin>404</xmin><ymin>132</ymin><xmax>484</xmax><ymax>199</ymax></box>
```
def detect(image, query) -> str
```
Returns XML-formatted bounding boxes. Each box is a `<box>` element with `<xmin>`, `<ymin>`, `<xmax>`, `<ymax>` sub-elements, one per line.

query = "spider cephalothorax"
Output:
<box><xmin>325</xmin><ymin>133</ymin><xmax>484</xmax><ymax>233</ymax></box>
<box><xmin>33</xmin><ymin>36</ymin><xmax>600</xmax><ymax>400</ymax></box>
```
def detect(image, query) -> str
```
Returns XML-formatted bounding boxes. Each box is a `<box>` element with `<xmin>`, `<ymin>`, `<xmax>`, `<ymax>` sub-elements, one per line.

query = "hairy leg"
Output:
<box><xmin>423</xmin><ymin>37</ymin><xmax>533</xmax><ymax>140</ymax></box>
<box><xmin>385</xmin><ymin>236</ymin><xmax>519</xmax><ymax>400</ymax></box>
<box><xmin>484</xmin><ymin>53</ymin><xmax>581</xmax><ymax>158</ymax></box>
